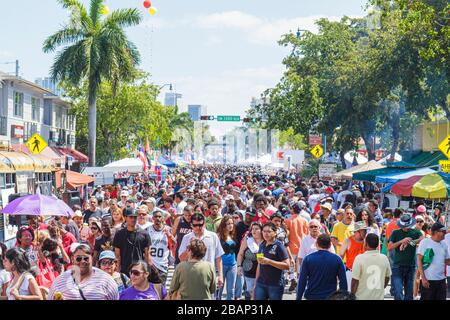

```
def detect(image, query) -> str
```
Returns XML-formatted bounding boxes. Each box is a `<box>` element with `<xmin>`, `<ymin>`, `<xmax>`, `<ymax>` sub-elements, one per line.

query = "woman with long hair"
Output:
<box><xmin>0</xmin><ymin>243</ymin><xmax>11</xmax><ymax>297</ymax></box>
<box><xmin>216</xmin><ymin>215</ymin><xmax>238</xmax><ymax>300</ymax></box>
<box><xmin>119</xmin><ymin>260</ymin><xmax>167</xmax><ymax>300</ymax></box>
<box><xmin>356</xmin><ymin>209</ymin><xmax>380</xmax><ymax>236</ymax></box>
<box><xmin>236</xmin><ymin>222</ymin><xmax>263</xmax><ymax>300</ymax></box>
<box><xmin>3</xmin><ymin>247</ymin><xmax>43</xmax><ymax>300</ymax></box>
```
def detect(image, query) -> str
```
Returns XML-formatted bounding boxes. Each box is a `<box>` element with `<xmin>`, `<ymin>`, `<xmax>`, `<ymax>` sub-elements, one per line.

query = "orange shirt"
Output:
<box><xmin>386</xmin><ymin>219</ymin><xmax>399</xmax><ymax>243</ymax></box>
<box><xmin>285</xmin><ymin>214</ymin><xmax>309</xmax><ymax>256</ymax></box>
<box><xmin>345</xmin><ymin>236</ymin><xmax>365</xmax><ymax>270</ymax></box>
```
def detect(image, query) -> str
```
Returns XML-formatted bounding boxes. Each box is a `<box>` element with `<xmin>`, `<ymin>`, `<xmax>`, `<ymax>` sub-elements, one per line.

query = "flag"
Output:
<box><xmin>137</xmin><ymin>138</ymin><xmax>148</xmax><ymax>171</ymax></box>
<box><xmin>145</xmin><ymin>136</ymin><xmax>152</xmax><ymax>168</ymax></box>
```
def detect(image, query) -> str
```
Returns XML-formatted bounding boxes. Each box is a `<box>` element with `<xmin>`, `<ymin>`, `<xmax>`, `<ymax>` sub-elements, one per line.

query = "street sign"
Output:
<box><xmin>25</xmin><ymin>133</ymin><xmax>48</xmax><ymax>155</ymax></box>
<box><xmin>309</xmin><ymin>134</ymin><xmax>322</xmax><ymax>145</ymax></box>
<box><xmin>217</xmin><ymin>115</ymin><xmax>241</xmax><ymax>122</ymax></box>
<box><xmin>319</xmin><ymin>163</ymin><xmax>337</xmax><ymax>180</ymax></box>
<box><xmin>439</xmin><ymin>160</ymin><xmax>450</xmax><ymax>173</ymax></box>
<box><xmin>67</xmin><ymin>156</ymin><xmax>73</xmax><ymax>167</ymax></box>
<box><xmin>311</xmin><ymin>145</ymin><xmax>323</xmax><ymax>159</ymax></box>
<box><xmin>438</xmin><ymin>134</ymin><xmax>450</xmax><ymax>158</ymax></box>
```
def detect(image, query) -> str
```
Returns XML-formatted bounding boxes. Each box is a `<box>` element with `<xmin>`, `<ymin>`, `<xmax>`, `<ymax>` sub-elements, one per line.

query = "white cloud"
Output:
<box><xmin>194</xmin><ymin>11</ymin><xmax>361</xmax><ymax>46</ymax></box>
<box><xmin>196</xmin><ymin>11</ymin><xmax>262</xmax><ymax>29</ymax></box>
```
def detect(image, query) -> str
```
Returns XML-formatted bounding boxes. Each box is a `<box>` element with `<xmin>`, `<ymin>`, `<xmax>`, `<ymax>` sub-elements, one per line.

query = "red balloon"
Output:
<box><xmin>143</xmin><ymin>1</ymin><xmax>151</xmax><ymax>9</ymax></box>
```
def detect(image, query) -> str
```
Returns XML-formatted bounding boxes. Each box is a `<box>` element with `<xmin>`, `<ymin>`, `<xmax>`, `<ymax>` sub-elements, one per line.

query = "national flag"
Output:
<box><xmin>137</xmin><ymin>138</ymin><xmax>148</xmax><ymax>171</ymax></box>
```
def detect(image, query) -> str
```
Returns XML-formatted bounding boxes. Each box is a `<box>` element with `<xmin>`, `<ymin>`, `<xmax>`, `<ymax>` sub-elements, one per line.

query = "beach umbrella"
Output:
<box><xmin>390</xmin><ymin>173</ymin><xmax>450</xmax><ymax>199</ymax></box>
<box><xmin>2</xmin><ymin>194</ymin><xmax>74</xmax><ymax>217</ymax></box>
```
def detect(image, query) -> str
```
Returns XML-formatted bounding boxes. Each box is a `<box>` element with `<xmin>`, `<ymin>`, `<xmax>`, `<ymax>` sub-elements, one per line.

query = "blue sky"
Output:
<box><xmin>0</xmin><ymin>0</ymin><xmax>367</xmax><ymax>136</ymax></box>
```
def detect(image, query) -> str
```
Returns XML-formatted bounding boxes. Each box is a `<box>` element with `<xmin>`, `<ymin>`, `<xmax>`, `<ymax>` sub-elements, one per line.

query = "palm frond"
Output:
<box><xmin>43</xmin><ymin>27</ymin><xmax>85</xmax><ymax>53</ymax></box>
<box><xmin>50</xmin><ymin>40</ymin><xmax>89</xmax><ymax>84</ymax></box>
<box><xmin>102</xmin><ymin>8</ymin><xmax>142</xmax><ymax>30</ymax></box>
<box><xmin>89</xmin><ymin>0</ymin><xmax>103</xmax><ymax>26</ymax></box>
<box><xmin>57</xmin><ymin>0</ymin><xmax>92</xmax><ymax>32</ymax></box>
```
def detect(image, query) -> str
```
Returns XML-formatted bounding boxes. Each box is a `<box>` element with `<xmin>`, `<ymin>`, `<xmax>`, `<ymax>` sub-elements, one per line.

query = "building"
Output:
<box><xmin>34</xmin><ymin>77</ymin><xmax>64</xmax><ymax>96</ymax></box>
<box><xmin>188</xmin><ymin>104</ymin><xmax>207</xmax><ymax>121</ymax></box>
<box><xmin>0</xmin><ymin>71</ymin><xmax>87</xmax><ymax>169</ymax></box>
<box><xmin>164</xmin><ymin>92</ymin><xmax>182</xmax><ymax>107</ymax></box>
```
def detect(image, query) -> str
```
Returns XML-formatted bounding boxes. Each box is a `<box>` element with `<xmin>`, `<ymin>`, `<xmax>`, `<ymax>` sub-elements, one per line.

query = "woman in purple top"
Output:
<box><xmin>119</xmin><ymin>261</ymin><xmax>167</xmax><ymax>300</ymax></box>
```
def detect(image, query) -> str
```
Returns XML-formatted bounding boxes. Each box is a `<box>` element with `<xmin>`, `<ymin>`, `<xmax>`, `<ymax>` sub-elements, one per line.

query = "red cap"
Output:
<box><xmin>325</xmin><ymin>187</ymin><xmax>334</xmax><ymax>194</ymax></box>
<box><xmin>417</xmin><ymin>205</ymin><xmax>426</xmax><ymax>213</ymax></box>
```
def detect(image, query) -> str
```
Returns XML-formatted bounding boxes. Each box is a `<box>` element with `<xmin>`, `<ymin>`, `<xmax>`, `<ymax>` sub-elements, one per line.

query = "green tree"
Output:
<box><xmin>43</xmin><ymin>0</ymin><xmax>142</xmax><ymax>166</ymax></box>
<box><xmin>65</xmin><ymin>74</ymin><xmax>173</xmax><ymax>166</ymax></box>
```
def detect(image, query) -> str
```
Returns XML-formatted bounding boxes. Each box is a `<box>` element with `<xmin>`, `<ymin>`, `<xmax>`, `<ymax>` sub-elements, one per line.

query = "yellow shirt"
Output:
<box><xmin>330</xmin><ymin>221</ymin><xmax>354</xmax><ymax>256</ymax></box>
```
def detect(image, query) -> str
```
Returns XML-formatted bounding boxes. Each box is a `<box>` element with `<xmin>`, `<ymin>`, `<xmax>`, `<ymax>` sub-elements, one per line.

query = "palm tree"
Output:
<box><xmin>43</xmin><ymin>0</ymin><xmax>142</xmax><ymax>166</ymax></box>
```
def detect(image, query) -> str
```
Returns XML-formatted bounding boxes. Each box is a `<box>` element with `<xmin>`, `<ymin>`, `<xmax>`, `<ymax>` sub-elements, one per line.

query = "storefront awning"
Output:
<box><xmin>55</xmin><ymin>169</ymin><xmax>94</xmax><ymax>189</ymax></box>
<box><xmin>0</xmin><ymin>153</ymin><xmax>15</xmax><ymax>173</ymax></box>
<box><xmin>55</xmin><ymin>147</ymin><xmax>89</xmax><ymax>164</ymax></box>
<box><xmin>27</xmin><ymin>154</ymin><xmax>55</xmax><ymax>172</ymax></box>
<box><xmin>0</xmin><ymin>151</ymin><xmax>35</xmax><ymax>171</ymax></box>
<box><xmin>12</xmin><ymin>144</ymin><xmax>63</xmax><ymax>164</ymax></box>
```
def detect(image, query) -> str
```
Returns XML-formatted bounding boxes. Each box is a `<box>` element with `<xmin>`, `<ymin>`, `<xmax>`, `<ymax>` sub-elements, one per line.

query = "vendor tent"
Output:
<box><xmin>55</xmin><ymin>169</ymin><xmax>95</xmax><ymax>190</ymax></box>
<box><xmin>390</xmin><ymin>172</ymin><xmax>450</xmax><ymax>199</ymax></box>
<box><xmin>158</xmin><ymin>155</ymin><xmax>177</xmax><ymax>168</ymax></box>
<box><xmin>344</xmin><ymin>152</ymin><xmax>368</xmax><ymax>168</ymax></box>
<box><xmin>332</xmin><ymin>160</ymin><xmax>385</xmax><ymax>180</ymax></box>
<box><xmin>375</xmin><ymin>167</ymin><xmax>436</xmax><ymax>184</ymax></box>
<box><xmin>104</xmin><ymin>158</ymin><xmax>144</xmax><ymax>172</ymax></box>
<box><xmin>352</xmin><ymin>167</ymin><xmax>412</xmax><ymax>182</ymax></box>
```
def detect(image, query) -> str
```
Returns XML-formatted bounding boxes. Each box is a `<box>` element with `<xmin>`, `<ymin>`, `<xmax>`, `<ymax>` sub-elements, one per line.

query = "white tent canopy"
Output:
<box><xmin>256</xmin><ymin>154</ymin><xmax>272</xmax><ymax>165</ymax></box>
<box><xmin>344</xmin><ymin>152</ymin><xmax>368</xmax><ymax>168</ymax></box>
<box><xmin>375</xmin><ymin>167</ymin><xmax>436</xmax><ymax>184</ymax></box>
<box><xmin>104</xmin><ymin>158</ymin><xmax>144</xmax><ymax>172</ymax></box>
<box><xmin>377</xmin><ymin>152</ymin><xmax>403</xmax><ymax>164</ymax></box>
<box><xmin>332</xmin><ymin>160</ymin><xmax>385</xmax><ymax>180</ymax></box>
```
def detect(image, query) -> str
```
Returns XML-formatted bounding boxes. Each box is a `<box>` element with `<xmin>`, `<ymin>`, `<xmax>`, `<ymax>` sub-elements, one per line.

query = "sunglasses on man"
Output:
<box><xmin>75</xmin><ymin>256</ymin><xmax>90</xmax><ymax>263</ymax></box>
<box><xmin>192</xmin><ymin>223</ymin><xmax>204</xmax><ymax>228</ymax></box>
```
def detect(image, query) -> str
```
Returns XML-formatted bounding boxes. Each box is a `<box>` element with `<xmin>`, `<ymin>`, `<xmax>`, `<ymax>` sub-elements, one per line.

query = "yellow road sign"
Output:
<box><xmin>438</xmin><ymin>134</ymin><xmax>450</xmax><ymax>158</ymax></box>
<box><xmin>311</xmin><ymin>144</ymin><xmax>323</xmax><ymax>159</ymax></box>
<box><xmin>439</xmin><ymin>160</ymin><xmax>450</xmax><ymax>173</ymax></box>
<box><xmin>25</xmin><ymin>133</ymin><xmax>48</xmax><ymax>155</ymax></box>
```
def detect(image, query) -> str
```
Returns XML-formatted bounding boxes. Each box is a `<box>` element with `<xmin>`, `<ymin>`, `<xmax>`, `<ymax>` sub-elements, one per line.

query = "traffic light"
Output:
<box><xmin>243</xmin><ymin>117</ymin><xmax>259</xmax><ymax>123</ymax></box>
<box><xmin>200</xmin><ymin>116</ymin><xmax>215</xmax><ymax>120</ymax></box>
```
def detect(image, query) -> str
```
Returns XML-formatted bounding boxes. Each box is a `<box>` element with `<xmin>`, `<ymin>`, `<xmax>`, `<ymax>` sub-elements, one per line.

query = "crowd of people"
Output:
<box><xmin>0</xmin><ymin>164</ymin><xmax>449</xmax><ymax>300</ymax></box>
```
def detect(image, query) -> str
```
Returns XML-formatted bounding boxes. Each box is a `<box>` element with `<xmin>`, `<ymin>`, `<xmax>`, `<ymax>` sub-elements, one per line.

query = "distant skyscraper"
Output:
<box><xmin>188</xmin><ymin>105</ymin><xmax>207</xmax><ymax>121</ymax></box>
<box><xmin>34</xmin><ymin>77</ymin><xmax>64</xmax><ymax>96</ymax></box>
<box><xmin>164</xmin><ymin>92</ymin><xmax>182</xmax><ymax>107</ymax></box>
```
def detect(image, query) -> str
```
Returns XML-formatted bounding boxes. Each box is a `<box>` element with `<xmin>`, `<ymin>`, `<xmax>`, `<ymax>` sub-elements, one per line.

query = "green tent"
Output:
<box><xmin>352</xmin><ymin>167</ymin><xmax>412</xmax><ymax>182</ymax></box>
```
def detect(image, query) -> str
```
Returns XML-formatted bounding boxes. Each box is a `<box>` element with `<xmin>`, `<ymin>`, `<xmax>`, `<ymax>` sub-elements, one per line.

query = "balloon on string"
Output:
<box><xmin>100</xmin><ymin>5</ymin><xmax>109</xmax><ymax>16</ymax></box>
<box><xmin>149</xmin><ymin>6</ymin><xmax>157</xmax><ymax>16</ymax></box>
<box><xmin>143</xmin><ymin>1</ymin><xmax>152</xmax><ymax>9</ymax></box>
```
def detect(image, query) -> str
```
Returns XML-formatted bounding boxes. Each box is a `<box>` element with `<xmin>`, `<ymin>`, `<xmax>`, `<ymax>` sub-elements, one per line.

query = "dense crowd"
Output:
<box><xmin>0</xmin><ymin>165</ymin><xmax>449</xmax><ymax>300</ymax></box>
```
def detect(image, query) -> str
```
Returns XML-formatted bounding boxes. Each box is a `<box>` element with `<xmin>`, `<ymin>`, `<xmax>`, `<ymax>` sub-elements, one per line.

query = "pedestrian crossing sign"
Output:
<box><xmin>439</xmin><ymin>160</ymin><xmax>450</xmax><ymax>173</ymax></box>
<box><xmin>25</xmin><ymin>133</ymin><xmax>48</xmax><ymax>155</ymax></box>
<box><xmin>438</xmin><ymin>134</ymin><xmax>450</xmax><ymax>159</ymax></box>
<box><xmin>311</xmin><ymin>145</ymin><xmax>323</xmax><ymax>159</ymax></box>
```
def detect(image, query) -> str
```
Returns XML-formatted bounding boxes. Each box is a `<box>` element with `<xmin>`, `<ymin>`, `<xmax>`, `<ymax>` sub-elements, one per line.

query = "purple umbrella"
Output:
<box><xmin>2</xmin><ymin>194</ymin><xmax>74</xmax><ymax>217</ymax></box>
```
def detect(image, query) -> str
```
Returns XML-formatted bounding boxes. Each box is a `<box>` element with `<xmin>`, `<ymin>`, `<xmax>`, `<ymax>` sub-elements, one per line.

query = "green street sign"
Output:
<box><xmin>217</xmin><ymin>115</ymin><xmax>241</xmax><ymax>122</ymax></box>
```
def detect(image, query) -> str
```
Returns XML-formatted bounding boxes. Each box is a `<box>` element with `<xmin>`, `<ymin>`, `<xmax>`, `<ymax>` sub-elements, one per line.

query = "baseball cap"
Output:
<box><xmin>417</xmin><ymin>205</ymin><xmax>426</xmax><ymax>213</ymax></box>
<box><xmin>246</xmin><ymin>207</ymin><xmax>257</xmax><ymax>217</ymax></box>
<box><xmin>431</xmin><ymin>223</ymin><xmax>447</xmax><ymax>233</ymax></box>
<box><xmin>321</xmin><ymin>202</ymin><xmax>332</xmax><ymax>212</ymax></box>
<box><xmin>270</xmin><ymin>211</ymin><xmax>284</xmax><ymax>220</ymax></box>
<box><xmin>123</xmin><ymin>207</ymin><xmax>138</xmax><ymax>217</ymax></box>
<box><xmin>120</xmin><ymin>190</ymin><xmax>129</xmax><ymax>197</ymax></box>
<box><xmin>415</xmin><ymin>215</ymin><xmax>425</xmax><ymax>222</ymax></box>
<box><xmin>225</xmin><ymin>195</ymin><xmax>234</xmax><ymax>201</ymax></box>
<box><xmin>73</xmin><ymin>210</ymin><xmax>83</xmax><ymax>218</ymax></box>
<box><xmin>98</xmin><ymin>250</ymin><xmax>116</xmax><ymax>262</ymax></box>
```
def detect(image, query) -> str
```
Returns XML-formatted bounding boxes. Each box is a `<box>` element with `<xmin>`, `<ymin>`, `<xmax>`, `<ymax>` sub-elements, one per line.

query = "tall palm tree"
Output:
<box><xmin>43</xmin><ymin>0</ymin><xmax>142</xmax><ymax>166</ymax></box>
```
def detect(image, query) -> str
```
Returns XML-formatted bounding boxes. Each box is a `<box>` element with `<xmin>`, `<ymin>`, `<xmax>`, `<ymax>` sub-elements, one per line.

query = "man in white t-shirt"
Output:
<box><xmin>417</xmin><ymin>223</ymin><xmax>450</xmax><ymax>300</ymax></box>
<box><xmin>445</xmin><ymin>232</ymin><xmax>450</xmax><ymax>297</ymax></box>
<box><xmin>178</xmin><ymin>213</ymin><xmax>224</xmax><ymax>288</ymax></box>
<box><xmin>351</xmin><ymin>233</ymin><xmax>391</xmax><ymax>300</ymax></box>
<box><xmin>298</xmin><ymin>219</ymin><xmax>335</xmax><ymax>268</ymax></box>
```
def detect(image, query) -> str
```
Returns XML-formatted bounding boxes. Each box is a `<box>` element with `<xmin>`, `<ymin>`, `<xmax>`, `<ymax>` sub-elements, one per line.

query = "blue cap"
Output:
<box><xmin>98</xmin><ymin>250</ymin><xmax>116</xmax><ymax>261</ymax></box>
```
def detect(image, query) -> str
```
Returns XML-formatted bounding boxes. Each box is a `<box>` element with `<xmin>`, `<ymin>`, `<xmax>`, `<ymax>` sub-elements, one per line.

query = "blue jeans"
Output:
<box><xmin>253</xmin><ymin>282</ymin><xmax>284</xmax><ymax>300</ymax></box>
<box><xmin>244</xmin><ymin>276</ymin><xmax>256</xmax><ymax>299</ymax></box>
<box><xmin>391</xmin><ymin>265</ymin><xmax>415</xmax><ymax>300</ymax></box>
<box><xmin>218</xmin><ymin>264</ymin><xmax>237</xmax><ymax>300</ymax></box>
<box><xmin>235</xmin><ymin>272</ymin><xmax>244</xmax><ymax>299</ymax></box>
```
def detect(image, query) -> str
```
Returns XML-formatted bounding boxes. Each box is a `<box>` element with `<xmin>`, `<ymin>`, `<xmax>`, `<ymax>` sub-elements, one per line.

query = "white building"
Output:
<box><xmin>0</xmin><ymin>71</ymin><xmax>87</xmax><ymax>167</ymax></box>
<box><xmin>188</xmin><ymin>104</ymin><xmax>207</xmax><ymax>121</ymax></box>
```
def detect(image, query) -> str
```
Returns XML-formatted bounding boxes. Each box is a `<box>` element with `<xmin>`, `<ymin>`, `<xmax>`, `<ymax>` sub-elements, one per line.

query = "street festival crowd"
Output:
<box><xmin>0</xmin><ymin>165</ymin><xmax>449</xmax><ymax>301</ymax></box>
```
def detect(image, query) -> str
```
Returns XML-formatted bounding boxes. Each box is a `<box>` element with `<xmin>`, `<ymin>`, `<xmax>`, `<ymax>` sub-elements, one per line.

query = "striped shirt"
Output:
<box><xmin>48</xmin><ymin>267</ymin><xmax>119</xmax><ymax>300</ymax></box>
